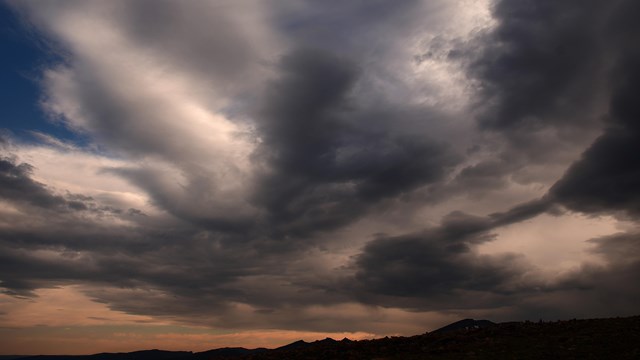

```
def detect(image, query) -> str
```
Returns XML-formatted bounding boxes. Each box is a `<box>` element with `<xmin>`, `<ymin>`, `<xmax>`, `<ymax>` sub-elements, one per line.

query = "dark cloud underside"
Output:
<box><xmin>551</xmin><ymin>0</ymin><xmax>640</xmax><ymax>217</ymax></box>
<box><xmin>253</xmin><ymin>49</ymin><xmax>457</xmax><ymax>237</ymax></box>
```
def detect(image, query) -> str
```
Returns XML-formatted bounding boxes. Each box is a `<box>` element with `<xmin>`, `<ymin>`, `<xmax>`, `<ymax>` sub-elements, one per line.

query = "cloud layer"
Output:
<box><xmin>1</xmin><ymin>0</ymin><xmax>639</xmax><ymax>344</ymax></box>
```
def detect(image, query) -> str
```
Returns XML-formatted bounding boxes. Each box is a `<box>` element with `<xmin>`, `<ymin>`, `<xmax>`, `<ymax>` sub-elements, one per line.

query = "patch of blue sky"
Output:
<box><xmin>0</xmin><ymin>3</ymin><xmax>84</xmax><ymax>146</ymax></box>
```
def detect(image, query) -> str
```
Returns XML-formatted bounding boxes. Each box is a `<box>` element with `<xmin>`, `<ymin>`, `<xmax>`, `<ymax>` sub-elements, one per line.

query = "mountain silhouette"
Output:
<box><xmin>8</xmin><ymin>315</ymin><xmax>640</xmax><ymax>360</ymax></box>
<box><xmin>432</xmin><ymin>318</ymin><xmax>496</xmax><ymax>333</ymax></box>
<box><xmin>17</xmin><ymin>350</ymin><xmax>192</xmax><ymax>360</ymax></box>
<box><xmin>190</xmin><ymin>348</ymin><xmax>267</xmax><ymax>359</ymax></box>
<box><xmin>274</xmin><ymin>340</ymin><xmax>309</xmax><ymax>351</ymax></box>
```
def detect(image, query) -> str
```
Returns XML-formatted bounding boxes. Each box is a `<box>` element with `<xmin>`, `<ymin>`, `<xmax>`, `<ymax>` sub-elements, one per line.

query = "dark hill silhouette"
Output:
<box><xmin>432</xmin><ymin>318</ymin><xmax>496</xmax><ymax>333</ymax></box>
<box><xmin>274</xmin><ymin>339</ymin><xmax>309</xmax><ymax>351</ymax></box>
<box><xmin>271</xmin><ymin>337</ymin><xmax>337</xmax><ymax>353</ymax></box>
<box><xmin>17</xmin><ymin>350</ymin><xmax>192</xmax><ymax>360</ymax></box>
<box><xmin>190</xmin><ymin>348</ymin><xmax>267</xmax><ymax>359</ymax></box>
<box><xmin>241</xmin><ymin>316</ymin><xmax>640</xmax><ymax>359</ymax></box>
<box><xmin>10</xmin><ymin>315</ymin><xmax>640</xmax><ymax>359</ymax></box>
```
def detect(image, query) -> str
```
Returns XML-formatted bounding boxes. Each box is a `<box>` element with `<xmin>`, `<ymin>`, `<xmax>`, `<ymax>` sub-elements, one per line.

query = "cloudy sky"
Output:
<box><xmin>1</xmin><ymin>0</ymin><xmax>639</xmax><ymax>355</ymax></box>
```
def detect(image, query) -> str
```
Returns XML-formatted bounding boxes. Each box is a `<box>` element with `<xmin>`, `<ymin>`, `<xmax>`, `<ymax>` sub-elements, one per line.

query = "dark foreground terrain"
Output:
<box><xmin>10</xmin><ymin>315</ymin><xmax>640</xmax><ymax>359</ymax></box>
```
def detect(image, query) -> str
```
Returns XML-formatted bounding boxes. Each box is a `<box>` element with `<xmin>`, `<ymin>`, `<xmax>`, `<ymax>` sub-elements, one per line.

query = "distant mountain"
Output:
<box><xmin>8</xmin><ymin>315</ymin><xmax>640</xmax><ymax>360</ymax></box>
<box><xmin>273</xmin><ymin>337</ymin><xmax>339</xmax><ymax>352</ymax></box>
<box><xmin>18</xmin><ymin>350</ymin><xmax>193</xmax><ymax>360</ymax></box>
<box><xmin>191</xmin><ymin>348</ymin><xmax>267</xmax><ymax>359</ymax></box>
<box><xmin>274</xmin><ymin>340</ymin><xmax>309</xmax><ymax>351</ymax></box>
<box><xmin>239</xmin><ymin>316</ymin><xmax>640</xmax><ymax>359</ymax></box>
<box><xmin>432</xmin><ymin>318</ymin><xmax>496</xmax><ymax>333</ymax></box>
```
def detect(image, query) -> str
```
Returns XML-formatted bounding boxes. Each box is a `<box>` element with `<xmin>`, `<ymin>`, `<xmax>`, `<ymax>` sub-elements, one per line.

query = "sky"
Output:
<box><xmin>1</xmin><ymin>0</ymin><xmax>639</xmax><ymax>355</ymax></box>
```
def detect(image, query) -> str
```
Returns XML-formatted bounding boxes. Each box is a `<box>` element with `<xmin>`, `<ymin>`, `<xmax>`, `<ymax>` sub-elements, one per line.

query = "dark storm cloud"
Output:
<box><xmin>448</xmin><ymin>159</ymin><xmax>514</xmax><ymax>193</ymax></box>
<box><xmin>349</xmin><ymin>195</ymin><xmax>637</xmax><ymax>317</ymax></box>
<box><xmin>0</xmin><ymin>202</ymin><xmax>271</xmax><ymax>311</ymax></box>
<box><xmin>489</xmin><ymin>197</ymin><xmax>556</xmax><ymax>226</ymax></box>
<box><xmin>456</xmin><ymin>0</ymin><xmax>619</xmax><ymax>192</ymax></box>
<box><xmin>4</xmin><ymin>0</ymin><xmax>640</xmax><ymax>334</ymax></box>
<box><xmin>0</xmin><ymin>152</ymin><xmax>232</xmax><ymax>299</ymax></box>
<box><xmin>0</xmin><ymin>157</ymin><xmax>66</xmax><ymax>209</ymax></box>
<box><xmin>0</xmin><ymin>149</ymin><xmax>343</xmax><ymax>321</ymax></box>
<box><xmin>550</xmin><ymin>0</ymin><xmax>640</xmax><ymax>217</ymax></box>
<box><xmin>469</xmin><ymin>0</ymin><xmax>640</xmax><ymax>218</ymax></box>
<box><xmin>348</xmin><ymin>0</ymin><xmax>640</xmax><ymax>316</ymax></box>
<box><xmin>0</xmin><ymin>246</ymin><xmax>101</xmax><ymax>296</ymax></box>
<box><xmin>9</xmin><ymin>0</ymin><xmax>462</xmax><ymax>239</ymax></box>
<box><xmin>348</xmin><ymin>0</ymin><xmax>640</xmax><ymax>315</ymax></box>
<box><xmin>253</xmin><ymin>49</ymin><xmax>458</xmax><ymax>237</ymax></box>
<box><xmin>550</xmin><ymin>126</ymin><xmax>640</xmax><ymax>216</ymax></box>
<box><xmin>0</xmin><ymin>218</ymin><xmax>352</xmax><ymax>328</ymax></box>
<box><xmin>471</xmin><ymin>0</ymin><xmax>608</xmax><ymax>132</ymax></box>
<box><xmin>350</xmin><ymin>199</ymin><xmax>553</xmax><ymax>309</ymax></box>
<box><xmin>354</xmin><ymin>233</ymin><xmax>533</xmax><ymax>310</ymax></box>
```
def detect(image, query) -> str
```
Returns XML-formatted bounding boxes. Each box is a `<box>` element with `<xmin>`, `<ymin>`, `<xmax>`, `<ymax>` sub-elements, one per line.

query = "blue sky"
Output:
<box><xmin>0</xmin><ymin>3</ymin><xmax>78</xmax><ymax>141</ymax></box>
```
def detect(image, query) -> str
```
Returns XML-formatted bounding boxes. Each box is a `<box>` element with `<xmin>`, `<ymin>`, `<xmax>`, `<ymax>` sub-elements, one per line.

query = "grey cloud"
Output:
<box><xmin>252</xmin><ymin>48</ymin><xmax>458</xmax><ymax>237</ymax></box>
<box><xmin>488</xmin><ymin>197</ymin><xmax>555</xmax><ymax>226</ymax></box>
<box><xmin>0</xmin><ymin>153</ymin><xmax>343</xmax><ymax>322</ymax></box>
<box><xmin>455</xmin><ymin>0</ymin><xmax>618</xmax><ymax>194</ymax></box>
<box><xmin>348</xmin><ymin>195</ymin><xmax>636</xmax><ymax>318</ymax></box>
<box><xmin>0</xmin><ymin>220</ymin><xmax>260</xmax><ymax>308</ymax></box>
<box><xmin>470</xmin><ymin>0</ymin><xmax>608</xmax><ymax>132</ymax></box>
<box><xmin>11</xmin><ymin>0</ymin><xmax>263</xmax><ymax>169</ymax></box>
<box><xmin>0</xmin><ymin>153</ymin><xmax>147</xmax><ymax>219</ymax></box>
<box><xmin>113</xmin><ymin>0</ymin><xmax>257</xmax><ymax>88</ymax></box>
<box><xmin>8</xmin><ymin>1</ymin><xmax>267</xmax><ymax>240</ymax></box>
<box><xmin>0</xmin><ymin>246</ymin><xmax>101</xmax><ymax>296</ymax></box>
<box><xmin>509</xmin><ymin>231</ymin><xmax>640</xmax><ymax>321</ymax></box>
<box><xmin>449</xmin><ymin>159</ymin><xmax>514</xmax><ymax>193</ymax></box>
<box><xmin>550</xmin><ymin>126</ymin><xmax>640</xmax><ymax>216</ymax></box>
<box><xmin>549</xmin><ymin>0</ymin><xmax>640</xmax><ymax>217</ymax></box>
<box><xmin>0</xmin><ymin>225</ymin><xmax>354</xmax><ymax>328</ymax></box>
<box><xmin>0</xmin><ymin>157</ymin><xmax>66</xmax><ymax>209</ymax></box>
<box><xmin>0</xmin><ymin>141</ymin><xmax>552</xmax><ymax>326</ymax></box>
<box><xmin>272</xmin><ymin>0</ymin><xmax>420</xmax><ymax>54</ymax></box>
<box><xmin>109</xmin><ymin>166</ymin><xmax>256</xmax><ymax>233</ymax></box>
<box><xmin>12</xmin><ymin>0</ymin><xmax>462</xmax><ymax>241</ymax></box>
<box><xmin>589</xmin><ymin>232</ymin><xmax>640</xmax><ymax>265</ymax></box>
<box><xmin>44</xmin><ymin>66</ymin><xmax>197</xmax><ymax>162</ymax></box>
<box><xmin>349</xmin><ymin>198</ymin><xmax>554</xmax><ymax>310</ymax></box>
<box><xmin>351</xmin><ymin>226</ymin><xmax>535</xmax><ymax>311</ymax></box>
<box><xmin>467</xmin><ymin>0</ymin><xmax>640</xmax><ymax>220</ymax></box>
<box><xmin>12</xmin><ymin>0</ymin><xmax>261</xmax><ymax>91</ymax></box>
<box><xmin>0</xmin><ymin>143</ymin><xmax>333</xmax><ymax>327</ymax></box>
<box><xmin>0</xmin><ymin>152</ymin><xmax>182</xmax><ymax>253</ymax></box>
<box><xmin>4</xmin><ymin>0</ymin><xmax>640</xmax><ymax>334</ymax></box>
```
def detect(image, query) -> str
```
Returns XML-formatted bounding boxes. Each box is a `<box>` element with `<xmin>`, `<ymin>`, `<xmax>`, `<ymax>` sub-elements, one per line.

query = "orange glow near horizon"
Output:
<box><xmin>0</xmin><ymin>286</ymin><xmax>380</xmax><ymax>355</ymax></box>
<box><xmin>0</xmin><ymin>326</ymin><xmax>378</xmax><ymax>356</ymax></box>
